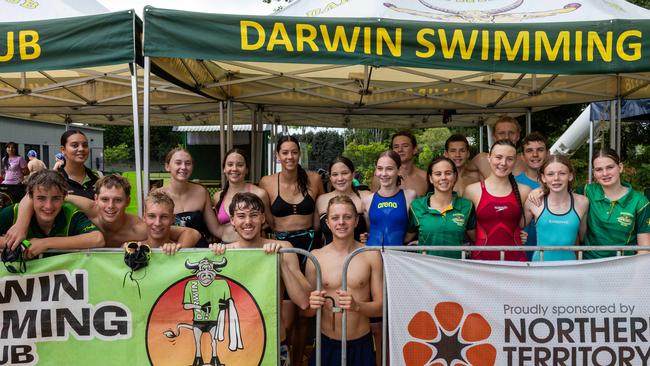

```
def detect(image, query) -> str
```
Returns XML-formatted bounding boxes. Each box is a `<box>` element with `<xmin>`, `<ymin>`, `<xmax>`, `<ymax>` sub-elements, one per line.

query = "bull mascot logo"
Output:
<box><xmin>163</xmin><ymin>257</ymin><xmax>243</xmax><ymax>366</ymax></box>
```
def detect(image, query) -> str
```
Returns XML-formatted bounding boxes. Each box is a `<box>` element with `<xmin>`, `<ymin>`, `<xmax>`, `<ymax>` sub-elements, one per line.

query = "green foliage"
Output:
<box><xmin>343</xmin><ymin>141</ymin><xmax>386</xmax><ymax>183</ymax></box>
<box><xmin>414</xmin><ymin>128</ymin><xmax>451</xmax><ymax>168</ymax></box>
<box><xmin>104</xmin><ymin>143</ymin><xmax>130</xmax><ymax>163</ymax></box>
<box><xmin>299</xmin><ymin>130</ymin><xmax>344</xmax><ymax>169</ymax></box>
<box><xmin>98</xmin><ymin>125</ymin><xmax>182</xmax><ymax>163</ymax></box>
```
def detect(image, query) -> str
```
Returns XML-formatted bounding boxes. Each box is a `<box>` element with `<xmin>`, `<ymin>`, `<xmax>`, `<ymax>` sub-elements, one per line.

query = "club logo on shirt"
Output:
<box><xmin>494</xmin><ymin>206</ymin><xmax>509</xmax><ymax>212</ymax></box>
<box><xmin>451</xmin><ymin>213</ymin><xmax>466</xmax><ymax>227</ymax></box>
<box><xmin>617</xmin><ymin>212</ymin><xmax>633</xmax><ymax>227</ymax></box>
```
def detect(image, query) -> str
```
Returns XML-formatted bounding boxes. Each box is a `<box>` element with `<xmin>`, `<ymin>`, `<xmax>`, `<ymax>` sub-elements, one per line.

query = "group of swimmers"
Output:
<box><xmin>1</xmin><ymin>120</ymin><xmax>649</xmax><ymax>366</ymax></box>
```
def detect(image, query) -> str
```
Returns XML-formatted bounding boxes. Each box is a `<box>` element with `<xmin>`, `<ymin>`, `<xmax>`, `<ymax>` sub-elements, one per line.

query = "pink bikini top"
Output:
<box><xmin>216</xmin><ymin>184</ymin><xmax>253</xmax><ymax>225</ymax></box>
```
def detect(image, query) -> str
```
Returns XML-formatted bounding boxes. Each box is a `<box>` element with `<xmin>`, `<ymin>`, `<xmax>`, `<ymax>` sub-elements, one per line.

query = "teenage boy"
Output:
<box><xmin>211</xmin><ymin>192</ymin><xmax>310</xmax><ymax>366</ymax></box>
<box><xmin>306</xmin><ymin>195</ymin><xmax>383</xmax><ymax>366</ymax></box>
<box><xmin>515</xmin><ymin>132</ymin><xmax>548</xmax><ymax>256</ymax></box>
<box><xmin>0</xmin><ymin>170</ymin><xmax>104</xmax><ymax>257</ymax></box>
<box><xmin>372</xmin><ymin>131</ymin><xmax>428</xmax><ymax>197</ymax></box>
<box><xmin>469</xmin><ymin>116</ymin><xmax>527</xmax><ymax>178</ymax></box>
<box><xmin>3</xmin><ymin>175</ymin><xmax>200</xmax><ymax>248</ymax></box>
<box><xmin>444</xmin><ymin>134</ymin><xmax>481</xmax><ymax>196</ymax></box>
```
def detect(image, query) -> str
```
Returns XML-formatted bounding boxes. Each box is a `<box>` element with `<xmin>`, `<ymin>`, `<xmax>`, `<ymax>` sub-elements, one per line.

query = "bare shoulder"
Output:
<box><xmin>358</xmin><ymin>190</ymin><xmax>372</xmax><ymax>200</ymax></box>
<box><xmin>463</xmin><ymin>181</ymin><xmax>481</xmax><ymax>200</ymax></box>
<box><xmin>249</xmin><ymin>184</ymin><xmax>267</xmax><ymax>198</ymax></box>
<box><xmin>213</xmin><ymin>189</ymin><xmax>223</xmax><ymax>201</ymax></box>
<box><xmin>404</xmin><ymin>188</ymin><xmax>417</xmax><ymax>198</ymax></box>
<box><xmin>573</xmin><ymin>192</ymin><xmax>589</xmax><ymax>209</ymax></box>
<box><xmin>316</xmin><ymin>191</ymin><xmax>334</xmax><ymax>213</ymax></box>
<box><xmin>518</xmin><ymin>184</ymin><xmax>532</xmax><ymax>196</ymax></box>
<box><xmin>259</xmin><ymin>174</ymin><xmax>276</xmax><ymax>188</ymax></box>
<box><xmin>415</xmin><ymin>166</ymin><xmax>427</xmax><ymax>178</ymax></box>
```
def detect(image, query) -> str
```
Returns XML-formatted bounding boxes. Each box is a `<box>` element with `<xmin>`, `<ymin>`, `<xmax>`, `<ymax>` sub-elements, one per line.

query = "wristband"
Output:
<box><xmin>21</xmin><ymin>239</ymin><xmax>31</xmax><ymax>248</ymax></box>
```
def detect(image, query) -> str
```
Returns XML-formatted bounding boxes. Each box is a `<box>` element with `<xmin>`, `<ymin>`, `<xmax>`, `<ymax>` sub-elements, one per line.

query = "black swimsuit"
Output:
<box><xmin>270</xmin><ymin>174</ymin><xmax>315</xmax><ymax>217</ymax></box>
<box><xmin>175</xmin><ymin>210</ymin><xmax>210</xmax><ymax>247</ymax></box>
<box><xmin>271</xmin><ymin>174</ymin><xmax>317</xmax><ymax>271</ymax></box>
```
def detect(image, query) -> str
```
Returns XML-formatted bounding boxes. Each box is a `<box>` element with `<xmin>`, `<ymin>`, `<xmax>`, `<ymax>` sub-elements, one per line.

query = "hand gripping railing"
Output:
<box><xmin>339</xmin><ymin>244</ymin><xmax>649</xmax><ymax>366</ymax></box>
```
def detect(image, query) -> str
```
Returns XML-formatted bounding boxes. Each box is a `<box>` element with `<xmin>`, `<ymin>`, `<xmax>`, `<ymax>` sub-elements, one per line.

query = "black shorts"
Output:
<box><xmin>309</xmin><ymin>332</ymin><xmax>375</xmax><ymax>366</ymax></box>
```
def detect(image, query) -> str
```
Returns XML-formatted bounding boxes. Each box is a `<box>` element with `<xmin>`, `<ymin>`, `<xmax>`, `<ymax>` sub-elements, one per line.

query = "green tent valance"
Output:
<box><xmin>143</xmin><ymin>7</ymin><xmax>650</xmax><ymax>75</ymax></box>
<box><xmin>0</xmin><ymin>10</ymin><xmax>135</xmax><ymax>72</ymax></box>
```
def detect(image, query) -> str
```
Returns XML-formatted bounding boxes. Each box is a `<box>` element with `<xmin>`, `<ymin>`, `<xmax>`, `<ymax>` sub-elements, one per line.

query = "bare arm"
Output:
<box><xmin>267</xmin><ymin>241</ymin><xmax>311</xmax><ymax>310</ymax></box>
<box><xmin>302</xmin><ymin>252</ymin><xmax>322</xmax><ymax>318</ymax></box>
<box><xmin>370</xmin><ymin>176</ymin><xmax>379</xmax><ymax>192</ymax></box>
<box><xmin>27</xmin><ymin>231</ymin><xmax>105</xmax><ymax>257</ymax></box>
<box><xmin>65</xmin><ymin>195</ymin><xmax>98</xmax><ymax>218</ymax></box>
<box><xmin>4</xmin><ymin>195</ymin><xmax>34</xmax><ymax>249</ymax></box>
<box><xmin>170</xmin><ymin>226</ymin><xmax>200</xmax><ymax>248</ymax></box>
<box><xmin>638</xmin><ymin>233</ymin><xmax>650</xmax><ymax>254</ymax></box>
<box><xmin>201</xmin><ymin>187</ymin><xmax>223</xmax><ymax>239</ymax></box>
<box><xmin>469</xmin><ymin>153</ymin><xmax>490</xmax><ymax>180</ymax></box>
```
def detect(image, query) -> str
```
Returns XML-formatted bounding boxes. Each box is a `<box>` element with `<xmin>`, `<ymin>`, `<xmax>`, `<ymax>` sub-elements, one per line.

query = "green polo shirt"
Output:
<box><xmin>0</xmin><ymin>203</ymin><xmax>98</xmax><ymax>239</ymax></box>
<box><xmin>408</xmin><ymin>192</ymin><xmax>476</xmax><ymax>258</ymax></box>
<box><xmin>583</xmin><ymin>182</ymin><xmax>650</xmax><ymax>259</ymax></box>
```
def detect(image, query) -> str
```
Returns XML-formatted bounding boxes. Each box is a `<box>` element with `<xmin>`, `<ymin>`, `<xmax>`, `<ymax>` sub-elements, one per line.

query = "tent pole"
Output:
<box><xmin>617</xmin><ymin>97</ymin><xmax>622</xmax><ymax>155</ymax></box>
<box><xmin>129</xmin><ymin>63</ymin><xmax>143</xmax><ymax>216</ymax></box>
<box><xmin>143</xmin><ymin>57</ymin><xmax>151</xmax><ymax>196</ymax></box>
<box><xmin>526</xmin><ymin>108</ymin><xmax>532</xmax><ymax>135</ymax></box>
<box><xmin>257</xmin><ymin>107</ymin><xmax>263</xmax><ymax>182</ymax></box>
<box><xmin>251</xmin><ymin>109</ymin><xmax>257</xmax><ymax>183</ymax></box>
<box><xmin>219</xmin><ymin>102</ymin><xmax>225</xmax><ymax>186</ymax></box>
<box><xmin>609</xmin><ymin>100</ymin><xmax>616</xmax><ymax>150</ymax></box>
<box><xmin>616</xmin><ymin>76</ymin><xmax>622</xmax><ymax>155</ymax></box>
<box><xmin>227</xmin><ymin>100</ymin><xmax>234</xmax><ymax>151</ymax></box>
<box><xmin>588</xmin><ymin>119</ymin><xmax>594</xmax><ymax>184</ymax></box>
<box><xmin>479</xmin><ymin>123</ymin><xmax>484</xmax><ymax>153</ymax></box>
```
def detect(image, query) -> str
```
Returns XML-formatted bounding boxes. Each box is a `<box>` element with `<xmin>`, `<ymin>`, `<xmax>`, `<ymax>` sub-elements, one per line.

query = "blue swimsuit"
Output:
<box><xmin>367</xmin><ymin>190</ymin><xmax>408</xmax><ymax>246</ymax></box>
<box><xmin>533</xmin><ymin>195</ymin><xmax>581</xmax><ymax>261</ymax></box>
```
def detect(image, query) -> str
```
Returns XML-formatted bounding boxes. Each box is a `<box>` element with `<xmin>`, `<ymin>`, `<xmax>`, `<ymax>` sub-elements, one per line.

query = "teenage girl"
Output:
<box><xmin>213</xmin><ymin>148</ymin><xmax>273</xmax><ymax>243</ymax></box>
<box><xmin>159</xmin><ymin>148</ymin><xmax>221</xmax><ymax>247</ymax></box>
<box><xmin>259</xmin><ymin>135</ymin><xmax>323</xmax><ymax>365</ymax></box>
<box><xmin>524</xmin><ymin>155</ymin><xmax>589</xmax><ymax>261</ymax></box>
<box><xmin>407</xmin><ymin>156</ymin><xmax>476</xmax><ymax>258</ymax></box>
<box><xmin>463</xmin><ymin>140</ymin><xmax>531</xmax><ymax>261</ymax></box>
<box><xmin>582</xmin><ymin>148</ymin><xmax>649</xmax><ymax>258</ymax></box>
<box><xmin>259</xmin><ymin>135</ymin><xmax>324</xmax><ymax>259</ymax></box>
<box><xmin>315</xmin><ymin>156</ymin><xmax>370</xmax><ymax>244</ymax></box>
<box><xmin>57</xmin><ymin>130</ymin><xmax>100</xmax><ymax>199</ymax></box>
<box><xmin>363</xmin><ymin>150</ymin><xmax>416</xmax><ymax>246</ymax></box>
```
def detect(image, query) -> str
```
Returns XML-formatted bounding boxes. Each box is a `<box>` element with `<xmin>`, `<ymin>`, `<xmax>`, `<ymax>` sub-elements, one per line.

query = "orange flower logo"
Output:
<box><xmin>403</xmin><ymin>301</ymin><xmax>496</xmax><ymax>366</ymax></box>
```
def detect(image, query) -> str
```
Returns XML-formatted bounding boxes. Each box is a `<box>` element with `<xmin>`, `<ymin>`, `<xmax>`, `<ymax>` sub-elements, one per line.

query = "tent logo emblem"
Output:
<box><xmin>145</xmin><ymin>257</ymin><xmax>267</xmax><ymax>366</ymax></box>
<box><xmin>403</xmin><ymin>301</ymin><xmax>496</xmax><ymax>366</ymax></box>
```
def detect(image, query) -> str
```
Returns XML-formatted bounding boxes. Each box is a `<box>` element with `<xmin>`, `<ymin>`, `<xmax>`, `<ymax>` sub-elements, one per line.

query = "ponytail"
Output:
<box><xmin>215</xmin><ymin>181</ymin><xmax>230</xmax><ymax>212</ymax></box>
<box><xmin>508</xmin><ymin>173</ymin><xmax>526</xmax><ymax>227</ymax></box>
<box><xmin>296</xmin><ymin>164</ymin><xmax>310</xmax><ymax>196</ymax></box>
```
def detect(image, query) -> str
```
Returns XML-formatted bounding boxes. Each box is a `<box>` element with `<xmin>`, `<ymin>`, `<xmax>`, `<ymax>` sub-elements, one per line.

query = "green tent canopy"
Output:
<box><xmin>142</xmin><ymin>0</ymin><xmax>650</xmax><ymax>128</ymax></box>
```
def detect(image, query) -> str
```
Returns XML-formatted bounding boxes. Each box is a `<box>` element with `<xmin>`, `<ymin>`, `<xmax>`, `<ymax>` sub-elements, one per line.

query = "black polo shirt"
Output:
<box><xmin>57</xmin><ymin>166</ymin><xmax>99</xmax><ymax>199</ymax></box>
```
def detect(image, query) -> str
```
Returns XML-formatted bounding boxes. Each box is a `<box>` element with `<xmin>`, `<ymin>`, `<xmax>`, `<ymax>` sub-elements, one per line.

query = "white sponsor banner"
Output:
<box><xmin>384</xmin><ymin>251</ymin><xmax>650</xmax><ymax>366</ymax></box>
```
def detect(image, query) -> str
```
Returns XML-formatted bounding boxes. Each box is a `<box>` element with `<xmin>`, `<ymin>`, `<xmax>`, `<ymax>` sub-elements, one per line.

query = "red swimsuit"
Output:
<box><xmin>474</xmin><ymin>181</ymin><xmax>527</xmax><ymax>261</ymax></box>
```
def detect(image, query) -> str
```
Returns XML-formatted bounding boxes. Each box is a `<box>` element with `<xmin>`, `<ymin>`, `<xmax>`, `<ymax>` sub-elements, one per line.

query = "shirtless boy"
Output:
<box><xmin>372</xmin><ymin>131</ymin><xmax>428</xmax><ymax>197</ymax></box>
<box><xmin>469</xmin><ymin>116</ymin><xmax>527</xmax><ymax>178</ymax></box>
<box><xmin>211</xmin><ymin>192</ymin><xmax>310</xmax><ymax>366</ymax></box>
<box><xmin>3</xmin><ymin>175</ymin><xmax>200</xmax><ymax>249</ymax></box>
<box><xmin>444</xmin><ymin>134</ymin><xmax>480</xmax><ymax>196</ymax></box>
<box><xmin>306</xmin><ymin>195</ymin><xmax>383</xmax><ymax>366</ymax></box>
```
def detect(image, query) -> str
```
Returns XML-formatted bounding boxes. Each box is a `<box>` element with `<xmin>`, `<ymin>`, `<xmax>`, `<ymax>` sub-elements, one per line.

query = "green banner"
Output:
<box><xmin>144</xmin><ymin>8</ymin><xmax>650</xmax><ymax>75</ymax></box>
<box><xmin>0</xmin><ymin>250</ymin><xmax>278</xmax><ymax>365</ymax></box>
<box><xmin>0</xmin><ymin>11</ymin><xmax>135</xmax><ymax>72</ymax></box>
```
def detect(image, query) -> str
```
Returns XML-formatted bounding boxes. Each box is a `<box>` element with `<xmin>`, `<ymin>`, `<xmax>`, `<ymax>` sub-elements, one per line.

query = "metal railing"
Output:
<box><xmin>339</xmin><ymin>245</ymin><xmax>648</xmax><ymax>366</ymax></box>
